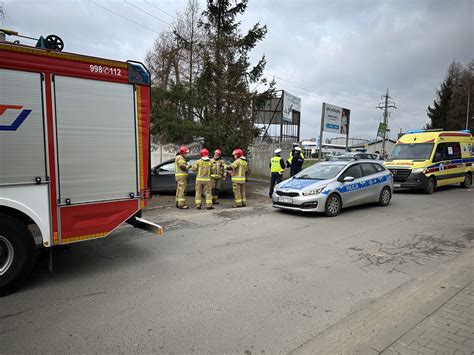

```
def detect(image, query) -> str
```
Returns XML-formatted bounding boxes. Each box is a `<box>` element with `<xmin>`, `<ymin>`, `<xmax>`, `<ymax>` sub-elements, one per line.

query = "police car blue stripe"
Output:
<box><xmin>326</xmin><ymin>174</ymin><xmax>392</xmax><ymax>195</ymax></box>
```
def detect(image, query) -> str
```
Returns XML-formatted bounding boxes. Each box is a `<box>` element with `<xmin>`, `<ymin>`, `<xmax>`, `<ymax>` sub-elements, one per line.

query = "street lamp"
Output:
<box><xmin>459</xmin><ymin>84</ymin><xmax>471</xmax><ymax>130</ymax></box>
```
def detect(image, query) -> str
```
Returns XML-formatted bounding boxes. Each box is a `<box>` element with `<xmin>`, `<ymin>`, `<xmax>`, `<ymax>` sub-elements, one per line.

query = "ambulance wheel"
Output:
<box><xmin>0</xmin><ymin>213</ymin><xmax>36</xmax><ymax>297</ymax></box>
<box><xmin>378</xmin><ymin>186</ymin><xmax>392</xmax><ymax>206</ymax></box>
<box><xmin>460</xmin><ymin>173</ymin><xmax>471</xmax><ymax>188</ymax></box>
<box><xmin>325</xmin><ymin>193</ymin><xmax>342</xmax><ymax>217</ymax></box>
<box><xmin>423</xmin><ymin>177</ymin><xmax>436</xmax><ymax>194</ymax></box>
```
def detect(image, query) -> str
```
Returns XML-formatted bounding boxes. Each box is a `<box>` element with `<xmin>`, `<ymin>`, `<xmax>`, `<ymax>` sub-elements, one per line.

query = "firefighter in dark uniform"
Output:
<box><xmin>210</xmin><ymin>149</ymin><xmax>226</xmax><ymax>204</ymax></box>
<box><xmin>269</xmin><ymin>148</ymin><xmax>286</xmax><ymax>197</ymax></box>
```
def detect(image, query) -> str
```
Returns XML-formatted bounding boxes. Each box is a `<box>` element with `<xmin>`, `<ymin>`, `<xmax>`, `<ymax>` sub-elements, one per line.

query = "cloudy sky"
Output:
<box><xmin>2</xmin><ymin>0</ymin><xmax>472</xmax><ymax>141</ymax></box>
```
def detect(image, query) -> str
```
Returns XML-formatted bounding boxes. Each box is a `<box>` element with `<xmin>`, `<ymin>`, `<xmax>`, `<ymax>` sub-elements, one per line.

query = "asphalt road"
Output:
<box><xmin>1</xmin><ymin>182</ymin><xmax>473</xmax><ymax>354</ymax></box>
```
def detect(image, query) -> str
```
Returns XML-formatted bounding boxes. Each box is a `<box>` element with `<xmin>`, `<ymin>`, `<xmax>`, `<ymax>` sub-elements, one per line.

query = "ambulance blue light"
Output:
<box><xmin>460</xmin><ymin>130</ymin><xmax>470</xmax><ymax>133</ymax></box>
<box><xmin>407</xmin><ymin>129</ymin><xmax>425</xmax><ymax>134</ymax></box>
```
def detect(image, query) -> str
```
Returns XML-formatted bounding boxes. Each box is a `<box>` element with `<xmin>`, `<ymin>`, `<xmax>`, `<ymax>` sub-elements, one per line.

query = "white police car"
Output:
<box><xmin>272</xmin><ymin>160</ymin><xmax>393</xmax><ymax>216</ymax></box>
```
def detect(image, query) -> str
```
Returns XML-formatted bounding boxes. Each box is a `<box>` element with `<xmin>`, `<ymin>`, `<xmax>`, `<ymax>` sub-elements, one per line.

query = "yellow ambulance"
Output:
<box><xmin>384</xmin><ymin>130</ymin><xmax>473</xmax><ymax>193</ymax></box>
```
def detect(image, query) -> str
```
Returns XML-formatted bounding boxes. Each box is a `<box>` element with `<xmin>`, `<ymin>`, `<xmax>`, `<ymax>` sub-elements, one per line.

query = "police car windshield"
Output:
<box><xmin>295</xmin><ymin>162</ymin><xmax>346</xmax><ymax>180</ymax></box>
<box><xmin>387</xmin><ymin>143</ymin><xmax>434</xmax><ymax>160</ymax></box>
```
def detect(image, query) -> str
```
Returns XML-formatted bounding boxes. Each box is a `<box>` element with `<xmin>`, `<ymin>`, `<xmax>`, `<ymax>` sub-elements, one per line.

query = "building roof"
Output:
<box><xmin>351</xmin><ymin>139</ymin><xmax>396</xmax><ymax>148</ymax></box>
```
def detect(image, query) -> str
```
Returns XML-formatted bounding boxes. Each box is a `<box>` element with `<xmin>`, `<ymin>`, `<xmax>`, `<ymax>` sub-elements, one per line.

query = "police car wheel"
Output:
<box><xmin>460</xmin><ymin>174</ymin><xmax>471</xmax><ymax>188</ymax></box>
<box><xmin>378</xmin><ymin>187</ymin><xmax>391</xmax><ymax>206</ymax></box>
<box><xmin>325</xmin><ymin>194</ymin><xmax>341</xmax><ymax>217</ymax></box>
<box><xmin>423</xmin><ymin>177</ymin><xmax>436</xmax><ymax>194</ymax></box>
<box><xmin>0</xmin><ymin>214</ymin><xmax>36</xmax><ymax>297</ymax></box>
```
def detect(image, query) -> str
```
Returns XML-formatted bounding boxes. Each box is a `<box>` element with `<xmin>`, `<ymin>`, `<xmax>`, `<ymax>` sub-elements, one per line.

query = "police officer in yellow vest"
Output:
<box><xmin>175</xmin><ymin>145</ymin><xmax>190</xmax><ymax>209</ymax></box>
<box><xmin>269</xmin><ymin>148</ymin><xmax>286</xmax><ymax>197</ymax></box>
<box><xmin>192</xmin><ymin>148</ymin><xmax>215</xmax><ymax>210</ymax></box>
<box><xmin>227</xmin><ymin>148</ymin><xmax>248</xmax><ymax>208</ymax></box>
<box><xmin>210</xmin><ymin>149</ymin><xmax>226</xmax><ymax>204</ymax></box>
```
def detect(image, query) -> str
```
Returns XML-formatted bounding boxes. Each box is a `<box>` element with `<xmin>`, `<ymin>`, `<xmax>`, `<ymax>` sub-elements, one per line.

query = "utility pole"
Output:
<box><xmin>376</xmin><ymin>89</ymin><xmax>396</xmax><ymax>157</ymax></box>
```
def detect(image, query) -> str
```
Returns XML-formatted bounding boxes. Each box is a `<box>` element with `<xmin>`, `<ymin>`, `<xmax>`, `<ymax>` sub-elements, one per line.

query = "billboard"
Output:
<box><xmin>321</xmin><ymin>103</ymin><xmax>350</xmax><ymax>134</ymax></box>
<box><xmin>282</xmin><ymin>91</ymin><xmax>301</xmax><ymax>123</ymax></box>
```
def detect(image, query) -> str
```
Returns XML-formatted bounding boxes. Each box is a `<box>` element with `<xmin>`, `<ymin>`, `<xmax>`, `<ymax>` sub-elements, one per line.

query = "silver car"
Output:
<box><xmin>272</xmin><ymin>160</ymin><xmax>393</xmax><ymax>216</ymax></box>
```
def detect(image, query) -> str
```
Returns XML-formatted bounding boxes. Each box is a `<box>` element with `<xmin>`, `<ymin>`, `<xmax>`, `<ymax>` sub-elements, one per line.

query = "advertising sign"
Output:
<box><xmin>377</xmin><ymin>122</ymin><xmax>387</xmax><ymax>138</ymax></box>
<box><xmin>322</xmin><ymin>103</ymin><xmax>350</xmax><ymax>134</ymax></box>
<box><xmin>282</xmin><ymin>91</ymin><xmax>301</xmax><ymax>123</ymax></box>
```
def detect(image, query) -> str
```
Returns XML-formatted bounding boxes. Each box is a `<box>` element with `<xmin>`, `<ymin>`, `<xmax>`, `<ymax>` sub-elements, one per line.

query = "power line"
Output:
<box><xmin>267</xmin><ymin>76</ymin><xmax>378</xmax><ymax>110</ymax></box>
<box><xmin>265</xmin><ymin>72</ymin><xmax>383</xmax><ymax>109</ymax></box>
<box><xmin>89</xmin><ymin>0</ymin><xmax>160</xmax><ymax>35</ymax></box>
<box><xmin>266</xmin><ymin>69</ymin><xmax>423</xmax><ymax>118</ymax></box>
<box><xmin>144</xmin><ymin>0</ymin><xmax>175</xmax><ymax>18</ymax></box>
<box><xmin>265</xmin><ymin>69</ymin><xmax>377</xmax><ymax>100</ymax></box>
<box><xmin>124</xmin><ymin>0</ymin><xmax>170</xmax><ymax>26</ymax></box>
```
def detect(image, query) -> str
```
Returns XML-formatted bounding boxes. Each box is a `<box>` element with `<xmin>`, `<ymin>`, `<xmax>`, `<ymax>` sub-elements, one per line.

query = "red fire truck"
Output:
<box><xmin>0</xmin><ymin>30</ymin><xmax>162</xmax><ymax>296</ymax></box>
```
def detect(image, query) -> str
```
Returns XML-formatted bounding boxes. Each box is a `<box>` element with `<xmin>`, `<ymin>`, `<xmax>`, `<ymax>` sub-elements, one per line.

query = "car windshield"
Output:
<box><xmin>294</xmin><ymin>162</ymin><xmax>346</xmax><ymax>180</ymax></box>
<box><xmin>387</xmin><ymin>143</ymin><xmax>434</xmax><ymax>160</ymax></box>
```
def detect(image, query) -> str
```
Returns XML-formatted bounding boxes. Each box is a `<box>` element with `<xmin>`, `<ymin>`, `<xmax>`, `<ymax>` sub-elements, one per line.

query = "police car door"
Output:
<box><xmin>360</xmin><ymin>163</ymin><xmax>384</xmax><ymax>202</ymax></box>
<box><xmin>338</xmin><ymin>163</ymin><xmax>365</xmax><ymax>207</ymax></box>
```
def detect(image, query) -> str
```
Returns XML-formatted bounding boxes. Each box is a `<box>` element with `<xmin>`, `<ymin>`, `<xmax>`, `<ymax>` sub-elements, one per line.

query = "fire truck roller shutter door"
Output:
<box><xmin>53</xmin><ymin>76</ymin><xmax>138</xmax><ymax>204</ymax></box>
<box><xmin>0</xmin><ymin>69</ymin><xmax>46</xmax><ymax>185</ymax></box>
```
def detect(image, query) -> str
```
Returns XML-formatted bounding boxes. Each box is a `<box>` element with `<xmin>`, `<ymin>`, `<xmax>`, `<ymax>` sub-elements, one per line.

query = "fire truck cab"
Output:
<box><xmin>0</xmin><ymin>30</ymin><xmax>162</xmax><ymax>295</ymax></box>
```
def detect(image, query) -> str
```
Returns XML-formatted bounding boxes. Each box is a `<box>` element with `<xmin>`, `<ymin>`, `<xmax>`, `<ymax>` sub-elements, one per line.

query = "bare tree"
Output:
<box><xmin>145</xmin><ymin>0</ymin><xmax>204</xmax><ymax>90</ymax></box>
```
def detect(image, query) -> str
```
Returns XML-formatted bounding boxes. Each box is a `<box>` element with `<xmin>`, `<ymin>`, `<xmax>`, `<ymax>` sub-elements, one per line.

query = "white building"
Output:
<box><xmin>301</xmin><ymin>138</ymin><xmax>396</xmax><ymax>157</ymax></box>
<box><xmin>350</xmin><ymin>139</ymin><xmax>397</xmax><ymax>154</ymax></box>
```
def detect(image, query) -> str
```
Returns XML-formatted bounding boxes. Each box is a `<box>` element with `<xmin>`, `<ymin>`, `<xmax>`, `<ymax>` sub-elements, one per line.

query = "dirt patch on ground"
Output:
<box><xmin>348</xmin><ymin>228</ymin><xmax>474</xmax><ymax>269</ymax></box>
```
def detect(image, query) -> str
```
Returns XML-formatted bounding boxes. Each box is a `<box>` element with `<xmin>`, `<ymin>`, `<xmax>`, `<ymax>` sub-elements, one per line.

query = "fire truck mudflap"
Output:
<box><xmin>0</xmin><ymin>30</ymin><xmax>162</xmax><ymax>296</ymax></box>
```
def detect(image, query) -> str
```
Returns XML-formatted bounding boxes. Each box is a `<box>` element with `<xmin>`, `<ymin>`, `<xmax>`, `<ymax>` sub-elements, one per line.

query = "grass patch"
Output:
<box><xmin>302</xmin><ymin>159</ymin><xmax>319</xmax><ymax>169</ymax></box>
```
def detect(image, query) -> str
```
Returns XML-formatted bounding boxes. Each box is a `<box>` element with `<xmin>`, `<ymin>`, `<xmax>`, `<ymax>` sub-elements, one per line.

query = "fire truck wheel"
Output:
<box><xmin>0</xmin><ymin>213</ymin><xmax>36</xmax><ymax>297</ymax></box>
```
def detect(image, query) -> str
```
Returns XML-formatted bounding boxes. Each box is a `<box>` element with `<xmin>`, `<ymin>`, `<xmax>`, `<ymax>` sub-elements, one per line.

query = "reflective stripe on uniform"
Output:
<box><xmin>175</xmin><ymin>154</ymin><xmax>188</xmax><ymax>178</ymax></box>
<box><xmin>196</xmin><ymin>177</ymin><xmax>211</xmax><ymax>182</ymax></box>
<box><xmin>232</xmin><ymin>177</ymin><xmax>246</xmax><ymax>182</ymax></box>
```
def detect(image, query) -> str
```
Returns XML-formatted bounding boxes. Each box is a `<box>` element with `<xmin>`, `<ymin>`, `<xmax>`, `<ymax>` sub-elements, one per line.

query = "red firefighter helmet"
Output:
<box><xmin>178</xmin><ymin>145</ymin><xmax>190</xmax><ymax>155</ymax></box>
<box><xmin>200</xmin><ymin>148</ymin><xmax>209</xmax><ymax>157</ymax></box>
<box><xmin>214</xmin><ymin>149</ymin><xmax>222</xmax><ymax>157</ymax></box>
<box><xmin>232</xmin><ymin>148</ymin><xmax>244</xmax><ymax>158</ymax></box>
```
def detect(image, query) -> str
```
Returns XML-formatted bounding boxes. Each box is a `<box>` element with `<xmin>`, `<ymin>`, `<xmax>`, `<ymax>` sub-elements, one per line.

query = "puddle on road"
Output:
<box><xmin>348</xmin><ymin>228</ymin><xmax>474</xmax><ymax>269</ymax></box>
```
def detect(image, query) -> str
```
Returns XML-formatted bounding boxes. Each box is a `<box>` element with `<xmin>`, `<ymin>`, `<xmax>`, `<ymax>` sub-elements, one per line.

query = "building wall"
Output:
<box><xmin>352</xmin><ymin>140</ymin><xmax>396</xmax><ymax>154</ymax></box>
<box><xmin>150</xmin><ymin>142</ymin><xmax>202</xmax><ymax>167</ymax></box>
<box><xmin>248</xmin><ymin>141</ymin><xmax>294</xmax><ymax>178</ymax></box>
<box><xmin>328</xmin><ymin>137</ymin><xmax>369</xmax><ymax>146</ymax></box>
